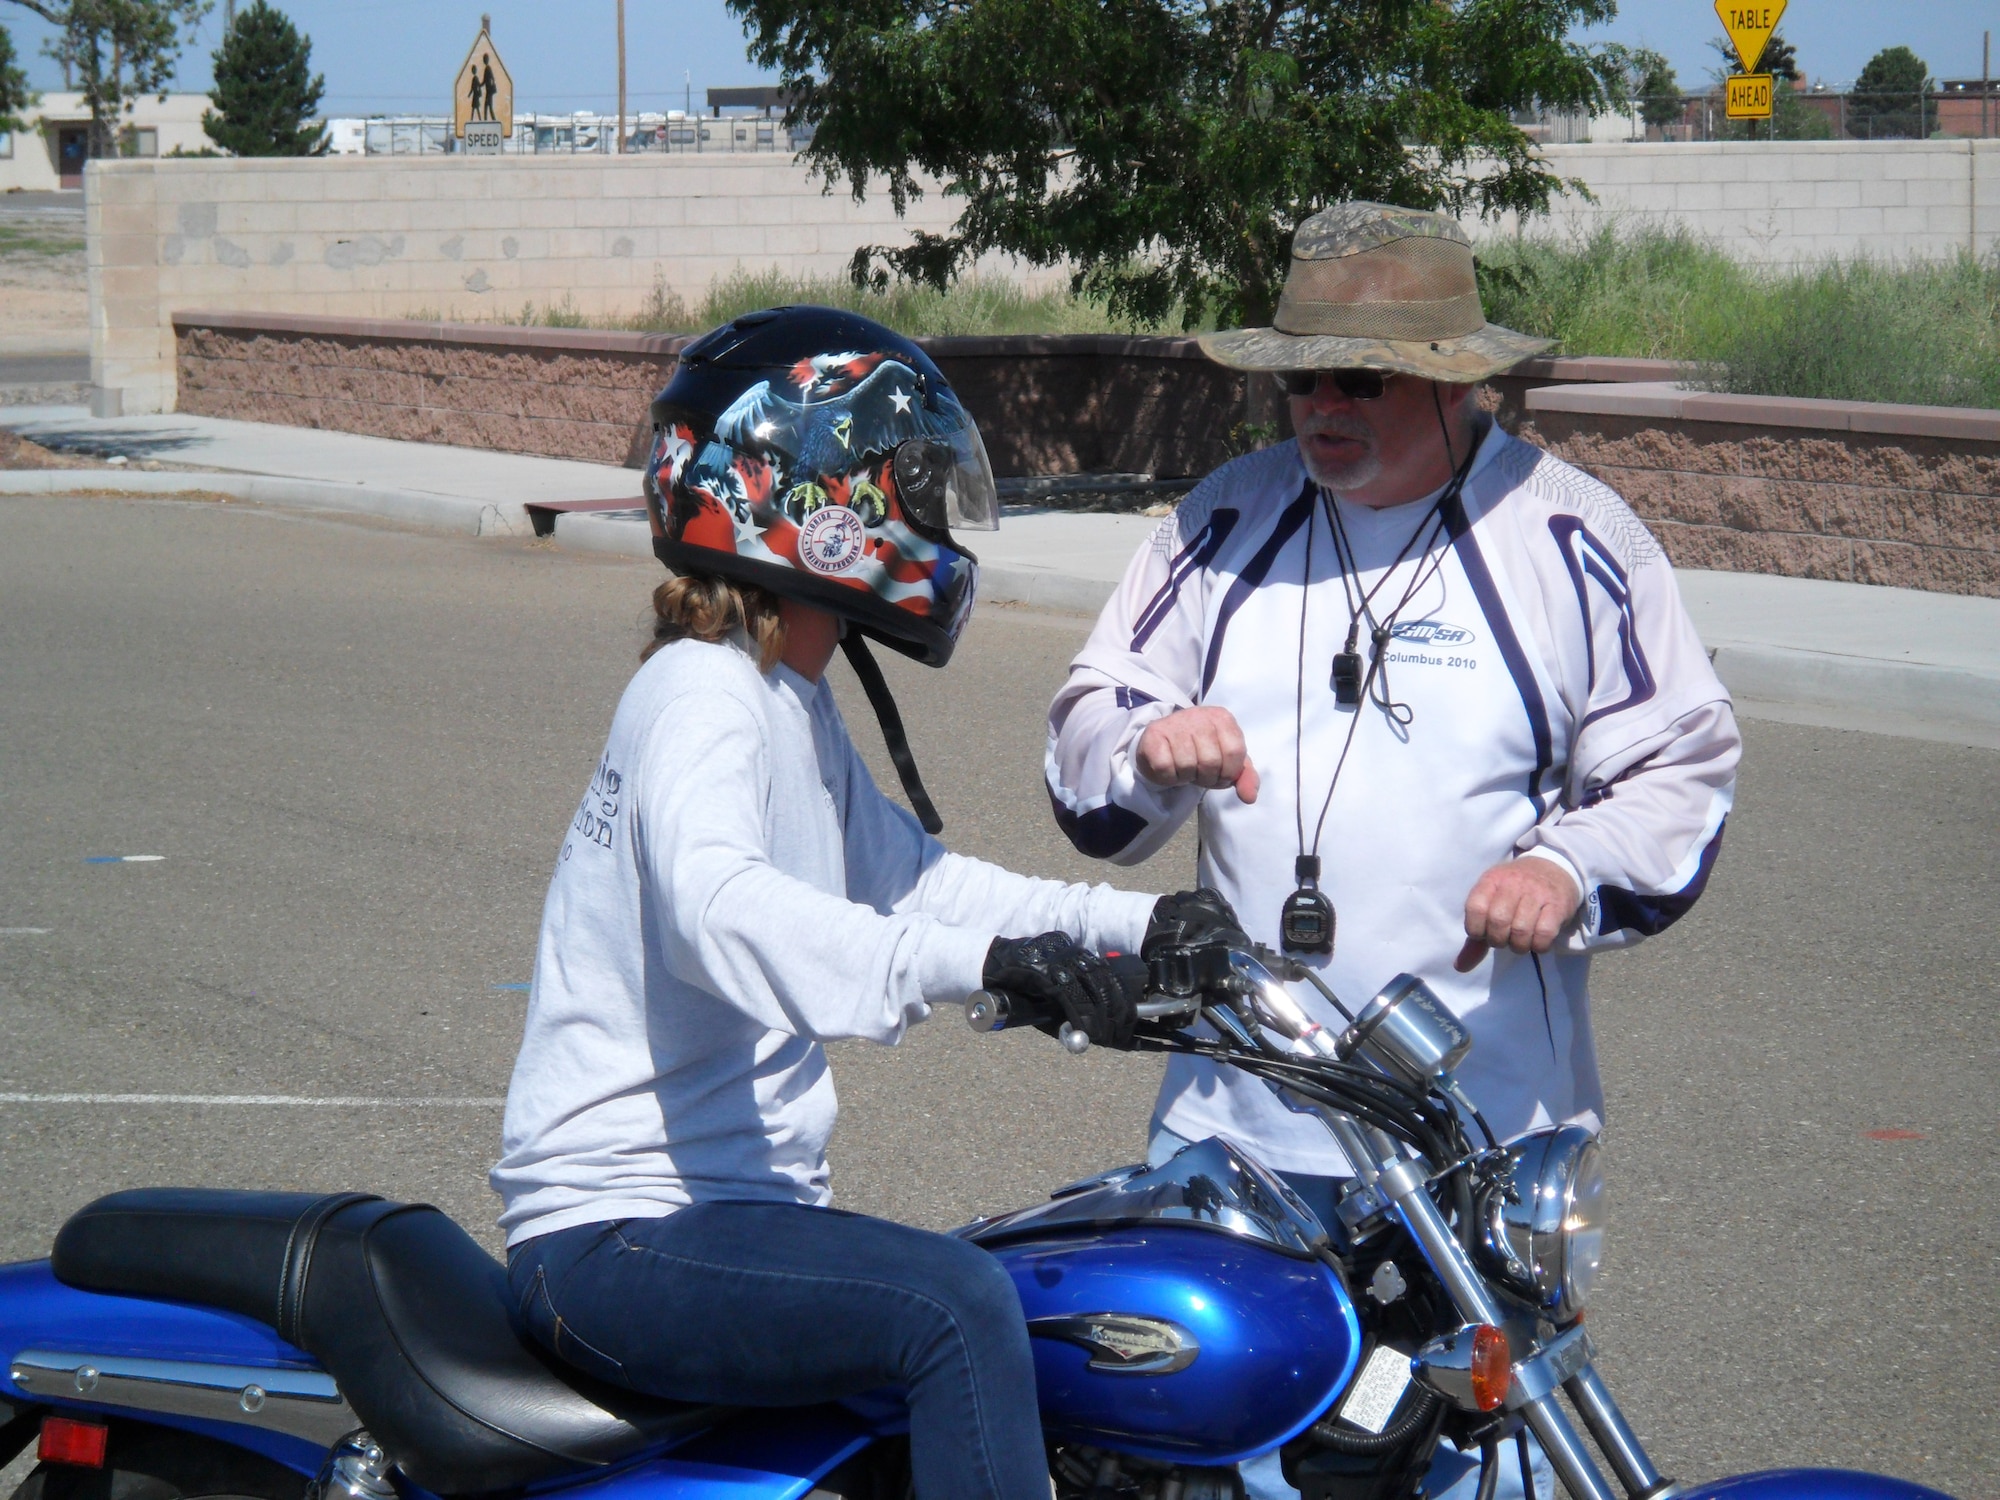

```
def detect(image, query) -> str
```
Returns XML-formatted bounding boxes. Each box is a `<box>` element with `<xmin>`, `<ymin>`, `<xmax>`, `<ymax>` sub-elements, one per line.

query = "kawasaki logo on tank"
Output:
<box><xmin>1390</xmin><ymin>620</ymin><xmax>1478</xmax><ymax>647</ymax></box>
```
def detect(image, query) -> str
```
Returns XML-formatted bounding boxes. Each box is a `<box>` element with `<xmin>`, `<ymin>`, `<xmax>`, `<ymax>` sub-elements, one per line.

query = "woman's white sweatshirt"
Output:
<box><xmin>492</xmin><ymin>635</ymin><xmax>1157</xmax><ymax>1246</ymax></box>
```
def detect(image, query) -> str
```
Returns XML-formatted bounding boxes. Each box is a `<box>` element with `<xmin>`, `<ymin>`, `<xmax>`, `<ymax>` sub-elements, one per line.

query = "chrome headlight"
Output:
<box><xmin>1480</xmin><ymin>1126</ymin><xmax>1605</xmax><ymax>1322</ymax></box>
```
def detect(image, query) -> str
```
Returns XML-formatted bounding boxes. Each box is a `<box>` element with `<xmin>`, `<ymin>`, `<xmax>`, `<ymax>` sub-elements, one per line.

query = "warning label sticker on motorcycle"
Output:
<box><xmin>1339</xmin><ymin>1344</ymin><xmax>1415</xmax><ymax>1434</ymax></box>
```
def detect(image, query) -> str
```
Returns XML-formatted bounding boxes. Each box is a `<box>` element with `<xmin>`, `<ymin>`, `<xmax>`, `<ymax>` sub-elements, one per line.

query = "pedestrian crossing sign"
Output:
<box><xmin>453</xmin><ymin>19</ymin><xmax>514</xmax><ymax>145</ymax></box>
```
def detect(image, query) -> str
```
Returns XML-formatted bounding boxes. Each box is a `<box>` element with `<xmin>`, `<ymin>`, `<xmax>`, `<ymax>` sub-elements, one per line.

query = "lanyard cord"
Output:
<box><xmin>1293</xmin><ymin>420</ymin><xmax>1484</xmax><ymax>868</ymax></box>
<box><xmin>1325</xmin><ymin>497</ymin><xmax>1451</xmax><ymax>727</ymax></box>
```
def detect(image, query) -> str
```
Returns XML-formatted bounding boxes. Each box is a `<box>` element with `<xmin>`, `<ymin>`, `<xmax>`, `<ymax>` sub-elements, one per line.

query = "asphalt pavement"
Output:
<box><xmin>0</xmin><ymin>492</ymin><xmax>1993</xmax><ymax>1496</ymax></box>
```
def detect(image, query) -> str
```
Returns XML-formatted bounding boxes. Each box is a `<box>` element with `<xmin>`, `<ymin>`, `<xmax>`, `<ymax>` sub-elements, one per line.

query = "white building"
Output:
<box><xmin>0</xmin><ymin>92</ymin><xmax>214</xmax><ymax>192</ymax></box>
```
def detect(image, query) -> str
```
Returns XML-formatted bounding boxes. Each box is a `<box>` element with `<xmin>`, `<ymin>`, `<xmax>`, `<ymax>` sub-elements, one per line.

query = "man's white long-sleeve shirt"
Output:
<box><xmin>494</xmin><ymin>636</ymin><xmax>1157</xmax><ymax>1245</ymax></box>
<box><xmin>1046</xmin><ymin>424</ymin><xmax>1740</xmax><ymax>1174</ymax></box>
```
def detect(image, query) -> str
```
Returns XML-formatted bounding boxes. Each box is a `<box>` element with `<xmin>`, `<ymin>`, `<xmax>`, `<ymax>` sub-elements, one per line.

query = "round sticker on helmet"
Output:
<box><xmin>798</xmin><ymin>505</ymin><xmax>869</xmax><ymax>576</ymax></box>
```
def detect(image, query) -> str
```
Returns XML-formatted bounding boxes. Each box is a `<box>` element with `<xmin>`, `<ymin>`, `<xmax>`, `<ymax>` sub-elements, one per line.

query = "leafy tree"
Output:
<box><xmin>731</xmin><ymin>0</ymin><xmax>1623</xmax><ymax>328</ymax></box>
<box><xmin>202</xmin><ymin>0</ymin><xmax>324</xmax><ymax>155</ymax></box>
<box><xmin>3</xmin><ymin>0</ymin><xmax>208</xmax><ymax>157</ymax></box>
<box><xmin>1849</xmin><ymin>46</ymin><xmax>1932</xmax><ymax>139</ymax></box>
<box><xmin>1604</xmin><ymin>44</ymin><xmax>1680</xmax><ymax>132</ymax></box>
<box><xmin>0</xmin><ymin>21</ymin><xmax>36</xmax><ymax>133</ymax></box>
<box><xmin>1759</xmin><ymin>32</ymin><xmax>1798</xmax><ymax>82</ymax></box>
<box><xmin>1706</xmin><ymin>30</ymin><xmax>1826</xmax><ymax>141</ymax></box>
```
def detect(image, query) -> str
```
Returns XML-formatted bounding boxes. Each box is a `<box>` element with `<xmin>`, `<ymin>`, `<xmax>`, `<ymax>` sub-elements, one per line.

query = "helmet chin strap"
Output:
<box><xmin>839</xmin><ymin>632</ymin><xmax>944</xmax><ymax>835</ymax></box>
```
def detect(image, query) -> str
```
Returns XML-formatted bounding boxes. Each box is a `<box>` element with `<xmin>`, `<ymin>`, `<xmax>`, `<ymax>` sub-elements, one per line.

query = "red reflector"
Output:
<box><xmin>39</xmin><ymin>1416</ymin><xmax>109</xmax><ymax>1468</ymax></box>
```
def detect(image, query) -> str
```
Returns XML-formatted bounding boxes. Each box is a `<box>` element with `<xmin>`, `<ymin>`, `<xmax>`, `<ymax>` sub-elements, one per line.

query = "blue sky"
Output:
<box><xmin>3</xmin><ymin>1</ymin><xmax>1995</xmax><ymax>115</ymax></box>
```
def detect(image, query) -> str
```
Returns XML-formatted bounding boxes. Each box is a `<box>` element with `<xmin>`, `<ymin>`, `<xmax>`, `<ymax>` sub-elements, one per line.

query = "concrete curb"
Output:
<box><xmin>550</xmin><ymin>508</ymin><xmax>653</xmax><ymax>558</ymax></box>
<box><xmin>1709</xmin><ymin>642</ymin><xmax>2000</xmax><ymax>734</ymax></box>
<box><xmin>979</xmin><ymin>566</ymin><xmax>1118</xmax><ymax>616</ymax></box>
<box><xmin>0</xmin><ymin>469</ymin><xmax>529</xmax><ymax>538</ymax></box>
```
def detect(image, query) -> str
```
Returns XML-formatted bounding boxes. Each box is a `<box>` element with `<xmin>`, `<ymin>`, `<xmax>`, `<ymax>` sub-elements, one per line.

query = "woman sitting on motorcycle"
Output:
<box><xmin>490</xmin><ymin>308</ymin><xmax>1176</xmax><ymax>1500</ymax></box>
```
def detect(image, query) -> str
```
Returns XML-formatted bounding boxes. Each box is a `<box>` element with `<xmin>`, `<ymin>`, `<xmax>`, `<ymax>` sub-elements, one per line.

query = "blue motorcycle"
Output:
<box><xmin>0</xmin><ymin>948</ymin><xmax>1954</xmax><ymax>1500</ymax></box>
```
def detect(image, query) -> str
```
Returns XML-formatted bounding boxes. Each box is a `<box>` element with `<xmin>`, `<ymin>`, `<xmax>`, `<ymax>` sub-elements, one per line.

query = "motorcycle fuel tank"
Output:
<box><xmin>968</xmin><ymin>1139</ymin><xmax>1362</xmax><ymax>1466</ymax></box>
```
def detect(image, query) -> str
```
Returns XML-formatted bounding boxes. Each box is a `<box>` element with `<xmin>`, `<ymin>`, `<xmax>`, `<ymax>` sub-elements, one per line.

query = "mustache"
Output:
<box><xmin>1294</xmin><ymin>413</ymin><xmax>1372</xmax><ymax>444</ymax></box>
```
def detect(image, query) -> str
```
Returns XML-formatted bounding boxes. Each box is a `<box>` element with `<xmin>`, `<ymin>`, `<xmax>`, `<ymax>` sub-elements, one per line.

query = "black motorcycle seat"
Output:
<box><xmin>53</xmin><ymin>1188</ymin><xmax>724</xmax><ymax>1495</ymax></box>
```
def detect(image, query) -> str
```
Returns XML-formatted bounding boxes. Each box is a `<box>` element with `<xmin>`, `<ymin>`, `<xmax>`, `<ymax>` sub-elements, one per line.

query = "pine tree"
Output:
<box><xmin>1849</xmin><ymin>46</ymin><xmax>1932</xmax><ymax>140</ymax></box>
<box><xmin>202</xmin><ymin>0</ymin><xmax>324</xmax><ymax>155</ymax></box>
<box><xmin>0</xmin><ymin>22</ymin><xmax>34</xmax><ymax>135</ymax></box>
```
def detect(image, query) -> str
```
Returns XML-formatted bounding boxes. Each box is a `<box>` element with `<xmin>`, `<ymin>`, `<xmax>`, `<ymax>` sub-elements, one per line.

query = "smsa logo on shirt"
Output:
<box><xmin>1391</xmin><ymin>620</ymin><xmax>1478</xmax><ymax>647</ymax></box>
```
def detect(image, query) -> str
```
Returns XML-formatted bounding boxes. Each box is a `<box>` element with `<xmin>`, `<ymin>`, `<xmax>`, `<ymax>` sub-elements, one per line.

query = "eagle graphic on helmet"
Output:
<box><xmin>645</xmin><ymin>306</ymin><xmax>999</xmax><ymax>671</ymax></box>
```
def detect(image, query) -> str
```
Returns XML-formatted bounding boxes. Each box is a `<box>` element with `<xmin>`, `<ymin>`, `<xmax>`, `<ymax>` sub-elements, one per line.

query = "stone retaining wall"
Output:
<box><xmin>173</xmin><ymin>311</ymin><xmax>1669</xmax><ymax>479</ymax></box>
<box><xmin>176</xmin><ymin>315</ymin><xmax>686</xmax><ymax>468</ymax></box>
<box><xmin>1522</xmin><ymin>384</ymin><xmax>2000</xmax><ymax>597</ymax></box>
<box><xmin>171</xmin><ymin>313</ymin><xmax>1252</xmax><ymax>476</ymax></box>
<box><xmin>172</xmin><ymin>312</ymin><xmax>1999</xmax><ymax>597</ymax></box>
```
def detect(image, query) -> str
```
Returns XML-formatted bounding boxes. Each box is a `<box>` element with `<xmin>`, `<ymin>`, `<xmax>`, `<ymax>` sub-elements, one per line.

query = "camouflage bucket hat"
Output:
<box><xmin>1198</xmin><ymin>202</ymin><xmax>1552</xmax><ymax>383</ymax></box>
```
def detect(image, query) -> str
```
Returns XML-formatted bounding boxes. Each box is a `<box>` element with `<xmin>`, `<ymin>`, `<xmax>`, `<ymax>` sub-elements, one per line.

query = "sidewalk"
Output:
<box><xmin>0</xmin><ymin>405</ymin><xmax>641</xmax><ymax>536</ymax></box>
<box><xmin>4</xmin><ymin>406</ymin><xmax>1996</xmax><ymax>748</ymax></box>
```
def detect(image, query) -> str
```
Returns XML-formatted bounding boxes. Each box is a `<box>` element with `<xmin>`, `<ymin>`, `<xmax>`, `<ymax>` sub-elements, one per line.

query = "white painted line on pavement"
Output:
<box><xmin>84</xmin><ymin>855</ymin><xmax>164</xmax><ymax>864</ymax></box>
<box><xmin>0</xmin><ymin>1093</ymin><xmax>503</xmax><ymax>1107</ymax></box>
<box><xmin>0</xmin><ymin>928</ymin><xmax>51</xmax><ymax>935</ymax></box>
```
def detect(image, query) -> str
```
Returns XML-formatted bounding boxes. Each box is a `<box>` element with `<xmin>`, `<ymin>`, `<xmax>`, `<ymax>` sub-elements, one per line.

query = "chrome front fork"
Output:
<box><xmin>1326</xmin><ymin>1116</ymin><xmax>1677</xmax><ymax>1500</ymax></box>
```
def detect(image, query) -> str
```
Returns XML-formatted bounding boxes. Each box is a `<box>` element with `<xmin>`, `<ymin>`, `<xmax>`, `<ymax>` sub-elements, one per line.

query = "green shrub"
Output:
<box><xmin>1477</xmin><ymin>225</ymin><xmax>2000</xmax><ymax>408</ymax></box>
<box><xmin>1703</xmin><ymin>256</ymin><xmax>2000</xmax><ymax>408</ymax></box>
<box><xmin>501</xmin><ymin>267</ymin><xmax>1179</xmax><ymax>338</ymax></box>
<box><xmin>1476</xmin><ymin>224</ymin><xmax>1758</xmax><ymax>362</ymax></box>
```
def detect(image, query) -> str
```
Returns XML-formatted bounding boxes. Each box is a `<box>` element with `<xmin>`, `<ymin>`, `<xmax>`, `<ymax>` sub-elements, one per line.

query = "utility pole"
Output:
<box><xmin>1984</xmin><ymin>31</ymin><xmax>1991</xmax><ymax>140</ymax></box>
<box><xmin>616</xmin><ymin>0</ymin><xmax>627</xmax><ymax>153</ymax></box>
<box><xmin>223</xmin><ymin>0</ymin><xmax>234</xmax><ymax>30</ymax></box>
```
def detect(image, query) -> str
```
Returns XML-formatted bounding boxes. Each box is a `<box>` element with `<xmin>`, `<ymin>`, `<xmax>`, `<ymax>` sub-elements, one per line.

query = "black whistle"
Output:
<box><xmin>1332</xmin><ymin>651</ymin><xmax>1362</xmax><ymax>706</ymax></box>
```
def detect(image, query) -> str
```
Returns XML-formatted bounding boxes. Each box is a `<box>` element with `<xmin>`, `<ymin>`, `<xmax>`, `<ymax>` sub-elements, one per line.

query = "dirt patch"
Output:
<box><xmin>0</xmin><ymin>429</ymin><xmax>97</xmax><ymax>469</ymax></box>
<box><xmin>0</xmin><ymin>242</ymin><xmax>88</xmax><ymax>357</ymax></box>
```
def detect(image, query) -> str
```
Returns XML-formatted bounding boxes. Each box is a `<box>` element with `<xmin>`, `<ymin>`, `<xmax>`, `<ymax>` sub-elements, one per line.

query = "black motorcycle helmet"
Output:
<box><xmin>644</xmin><ymin>305</ymin><xmax>999</xmax><ymax>670</ymax></box>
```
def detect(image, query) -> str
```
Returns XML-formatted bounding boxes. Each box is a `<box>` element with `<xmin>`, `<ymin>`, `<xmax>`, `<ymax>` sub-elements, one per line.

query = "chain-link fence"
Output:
<box><xmin>1516</xmin><ymin>85</ymin><xmax>1998</xmax><ymax>144</ymax></box>
<box><xmin>338</xmin><ymin>112</ymin><xmax>806</xmax><ymax>158</ymax></box>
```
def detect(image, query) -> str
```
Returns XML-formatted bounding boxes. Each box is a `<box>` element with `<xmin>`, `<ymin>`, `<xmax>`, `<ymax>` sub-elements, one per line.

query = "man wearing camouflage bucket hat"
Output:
<box><xmin>1046</xmin><ymin>204</ymin><xmax>1743</xmax><ymax>1499</ymax></box>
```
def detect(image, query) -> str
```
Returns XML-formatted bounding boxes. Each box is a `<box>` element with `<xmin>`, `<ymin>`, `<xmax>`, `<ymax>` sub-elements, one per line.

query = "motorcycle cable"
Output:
<box><xmin>1197</xmin><ymin>1048</ymin><xmax>1480</xmax><ymax>1249</ymax></box>
<box><xmin>1175</xmin><ymin>1045</ymin><xmax>1462</xmax><ymax>1168</ymax></box>
<box><xmin>1474</xmin><ymin>1439</ymin><xmax>1502</xmax><ymax>1500</ymax></box>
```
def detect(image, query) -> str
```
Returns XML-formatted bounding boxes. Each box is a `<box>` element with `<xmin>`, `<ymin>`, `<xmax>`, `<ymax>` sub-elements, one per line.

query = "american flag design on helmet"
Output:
<box><xmin>652</xmin><ymin>351</ymin><xmax>979</xmax><ymax>644</ymax></box>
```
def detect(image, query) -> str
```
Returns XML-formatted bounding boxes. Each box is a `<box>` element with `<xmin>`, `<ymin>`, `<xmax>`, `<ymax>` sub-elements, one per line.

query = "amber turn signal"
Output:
<box><xmin>1469</xmin><ymin>1324</ymin><xmax>1512</xmax><ymax>1412</ymax></box>
<box><xmin>39</xmin><ymin>1416</ymin><xmax>109</xmax><ymax>1468</ymax></box>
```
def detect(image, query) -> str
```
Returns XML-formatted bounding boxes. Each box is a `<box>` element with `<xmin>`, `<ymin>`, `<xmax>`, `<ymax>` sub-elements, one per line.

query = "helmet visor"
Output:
<box><xmin>944</xmin><ymin>424</ymin><xmax>1001</xmax><ymax>532</ymax></box>
<box><xmin>896</xmin><ymin>426</ymin><xmax>1000</xmax><ymax>536</ymax></box>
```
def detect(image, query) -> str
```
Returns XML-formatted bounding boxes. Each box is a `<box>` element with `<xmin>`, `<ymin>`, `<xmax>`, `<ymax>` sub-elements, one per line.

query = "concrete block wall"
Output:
<box><xmin>94</xmin><ymin>142</ymin><xmax>2000</xmax><ymax>415</ymax></box>
<box><xmin>1500</xmin><ymin>141</ymin><xmax>2000</xmax><ymax>264</ymax></box>
<box><xmin>87</xmin><ymin>153</ymin><xmax>1045</xmax><ymax>415</ymax></box>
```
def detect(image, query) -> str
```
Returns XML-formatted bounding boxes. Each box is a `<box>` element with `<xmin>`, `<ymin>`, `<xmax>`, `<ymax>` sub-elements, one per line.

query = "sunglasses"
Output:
<box><xmin>1276</xmin><ymin>369</ymin><xmax>1390</xmax><ymax>401</ymax></box>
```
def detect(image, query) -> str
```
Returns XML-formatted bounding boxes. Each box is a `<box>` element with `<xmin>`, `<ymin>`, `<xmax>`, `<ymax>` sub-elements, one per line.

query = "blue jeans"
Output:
<box><xmin>508</xmin><ymin>1202</ymin><xmax>1048</xmax><ymax>1500</ymax></box>
<box><xmin>1146</xmin><ymin>1130</ymin><xmax>1552</xmax><ymax>1500</ymax></box>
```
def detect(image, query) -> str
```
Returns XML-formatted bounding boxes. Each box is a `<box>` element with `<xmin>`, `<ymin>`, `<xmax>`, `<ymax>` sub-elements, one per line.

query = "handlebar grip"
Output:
<box><xmin>965</xmin><ymin>988</ymin><xmax>1052</xmax><ymax>1033</ymax></box>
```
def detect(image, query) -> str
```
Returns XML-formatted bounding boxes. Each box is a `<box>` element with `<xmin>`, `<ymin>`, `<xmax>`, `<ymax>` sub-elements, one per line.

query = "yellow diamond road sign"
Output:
<box><xmin>1726</xmin><ymin>74</ymin><xmax>1774</xmax><ymax>119</ymax></box>
<box><xmin>1714</xmin><ymin>0</ymin><xmax>1787</xmax><ymax>75</ymax></box>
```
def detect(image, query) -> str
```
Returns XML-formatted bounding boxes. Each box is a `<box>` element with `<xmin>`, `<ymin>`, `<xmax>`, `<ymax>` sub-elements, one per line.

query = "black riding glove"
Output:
<box><xmin>983</xmin><ymin>932</ymin><xmax>1138</xmax><ymax>1050</ymax></box>
<box><xmin>1142</xmin><ymin>888</ymin><xmax>1250</xmax><ymax>959</ymax></box>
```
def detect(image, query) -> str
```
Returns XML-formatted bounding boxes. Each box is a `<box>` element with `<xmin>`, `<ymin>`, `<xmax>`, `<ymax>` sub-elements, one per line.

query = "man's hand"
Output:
<box><xmin>1454</xmin><ymin>858</ymin><xmax>1582</xmax><ymax>972</ymax></box>
<box><xmin>1135</xmin><ymin>707</ymin><xmax>1259</xmax><ymax>803</ymax></box>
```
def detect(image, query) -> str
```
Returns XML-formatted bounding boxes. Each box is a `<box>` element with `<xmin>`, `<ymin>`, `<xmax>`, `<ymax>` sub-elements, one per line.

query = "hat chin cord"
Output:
<box><xmin>839</xmin><ymin>632</ymin><xmax>944</xmax><ymax>835</ymax></box>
